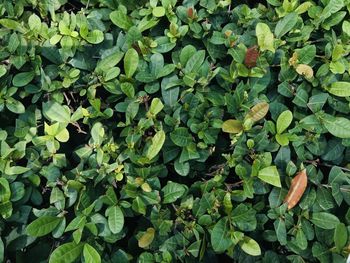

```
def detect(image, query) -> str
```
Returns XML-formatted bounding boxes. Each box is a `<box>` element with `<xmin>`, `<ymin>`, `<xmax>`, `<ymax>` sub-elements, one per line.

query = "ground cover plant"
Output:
<box><xmin>1</xmin><ymin>0</ymin><xmax>350</xmax><ymax>262</ymax></box>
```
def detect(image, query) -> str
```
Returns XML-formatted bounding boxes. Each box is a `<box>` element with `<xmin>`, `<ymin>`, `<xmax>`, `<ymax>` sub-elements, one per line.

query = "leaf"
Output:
<box><xmin>327</xmin><ymin>81</ymin><xmax>350</xmax><ymax>97</ymax></box>
<box><xmin>284</xmin><ymin>169</ymin><xmax>308</xmax><ymax>210</ymax></box>
<box><xmin>138</xmin><ymin>228</ymin><xmax>155</xmax><ymax>248</ymax></box>
<box><xmin>246</xmin><ymin>102</ymin><xmax>269</xmax><ymax>122</ymax></box>
<box><xmin>275</xmin><ymin>12</ymin><xmax>298</xmax><ymax>38</ymax></box>
<box><xmin>43</xmin><ymin>101</ymin><xmax>71</xmax><ymax>123</ymax></box>
<box><xmin>146</xmin><ymin>130</ymin><xmax>165</xmax><ymax>160</ymax></box>
<box><xmin>276</xmin><ymin>110</ymin><xmax>293</xmax><ymax>134</ymax></box>
<box><xmin>26</xmin><ymin>216</ymin><xmax>62</xmax><ymax>237</ymax></box>
<box><xmin>12</xmin><ymin>72</ymin><xmax>35</xmax><ymax>87</ymax></box>
<box><xmin>256</xmin><ymin>23</ymin><xmax>275</xmax><ymax>52</ymax></box>
<box><xmin>162</xmin><ymin>181</ymin><xmax>186</xmax><ymax>204</ymax></box>
<box><xmin>110</xmin><ymin>10</ymin><xmax>133</xmax><ymax>30</ymax></box>
<box><xmin>184</xmin><ymin>50</ymin><xmax>206</xmax><ymax>73</ymax></box>
<box><xmin>334</xmin><ymin>223</ymin><xmax>348</xmax><ymax>252</ymax></box>
<box><xmin>147</xmin><ymin>98</ymin><xmax>164</xmax><ymax>117</ymax></box>
<box><xmin>121</xmin><ymin>82</ymin><xmax>135</xmax><ymax>98</ymax></box>
<box><xmin>258</xmin><ymin>166</ymin><xmax>281</xmax><ymax>187</ymax></box>
<box><xmin>310</xmin><ymin>212</ymin><xmax>340</xmax><ymax>229</ymax></box>
<box><xmin>124</xmin><ymin>48</ymin><xmax>139</xmax><ymax>78</ymax></box>
<box><xmin>152</xmin><ymin>6</ymin><xmax>165</xmax><ymax>17</ymax></box>
<box><xmin>211</xmin><ymin>217</ymin><xmax>233</xmax><ymax>253</ymax></box>
<box><xmin>49</xmin><ymin>242</ymin><xmax>84</xmax><ymax>263</ymax></box>
<box><xmin>222</xmin><ymin>119</ymin><xmax>243</xmax><ymax>133</ymax></box>
<box><xmin>107</xmin><ymin>206</ymin><xmax>124</xmax><ymax>234</ymax></box>
<box><xmin>83</xmin><ymin>244</ymin><xmax>101</xmax><ymax>263</ymax></box>
<box><xmin>322</xmin><ymin>116</ymin><xmax>350</xmax><ymax>138</ymax></box>
<box><xmin>239</xmin><ymin>236</ymin><xmax>261</xmax><ymax>256</ymax></box>
<box><xmin>296</xmin><ymin>64</ymin><xmax>313</xmax><ymax>79</ymax></box>
<box><xmin>170</xmin><ymin>127</ymin><xmax>193</xmax><ymax>147</ymax></box>
<box><xmin>244</xmin><ymin>46</ymin><xmax>259</xmax><ymax>68</ymax></box>
<box><xmin>343</xmin><ymin>21</ymin><xmax>350</xmax><ymax>36</ymax></box>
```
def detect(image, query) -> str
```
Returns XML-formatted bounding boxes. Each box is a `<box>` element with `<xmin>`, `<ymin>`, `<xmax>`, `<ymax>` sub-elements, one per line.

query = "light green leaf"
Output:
<box><xmin>43</xmin><ymin>102</ymin><xmax>71</xmax><ymax>123</ymax></box>
<box><xmin>256</xmin><ymin>23</ymin><xmax>275</xmax><ymax>52</ymax></box>
<box><xmin>109</xmin><ymin>10</ymin><xmax>133</xmax><ymax>30</ymax></box>
<box><xmin>152</xmin><ymin>6</ymin><xmax>165</xmax><ymax>17</ymax></box>
<box><xmin>222</xmin><ymin>119</ymin><xmax>243</xmax><ymax>133</ymax></box>
<box><xmin>121</xmin><ymin>82</ymin><xmax>135</xmax><ymax>98</ymax></box>
<box><xmin>258</xmin><ymin>166</ymin><xmax>281</xmax><ymax>187</ymax></box>
<box><xmin>147</xmin><ymin>98</ymin><xmax>164</xmax><ymax>117</ymax></box>
<box><xmin>83</xmin><ymin>244</ymin><xmax>101</xmax><ymax>263</ymax></box>
<box><xmin>26</xmin><ymin>216</ymin><xmax>62</xmax><ymax>237</ymax></box>
<box><xmin>322</xmin><ymin>116</ymin><xmax>350</xmax><ymax>138</ymax></box>
<box><xmin>327</xmin><ymin>81</ymin><xmax>350</xmax><ymax>97</ymax></box>
<box><xmin>277</xmin><ymin>110</ymin><xmax>293</xmax><ymax>134</ymax></box>
<box><xmin>343</xmin><ymin>21</ymin><xmax>350</xmax><ymax>36</ymax></box>
<box><xmin>146</xmin><ymin>130</ymin><xmax>165</xmax><ymax>160</ymax></box>
<box><xmin>239</xmin><ymin>236</ymin><xmax>261</xmax><ymax>256</ymax></box>
<box><xmin>310</xmin><ymin>212</ymin><xmax>340</xmax><ymax>229</ymax></box>
<box><xmin>162</xmin><ymin>181</ymin><xmax>186</xmax><ymax>204</ymax></box>
<box><xmin>91</xmin><ymin>122</ymin><xmax>105</xmax><ymax>146</ymax></box>
<box><xmin>124</xmin><ymin>48</ymin><xmax>139</xmax><ymax>78</ymax></box>
<box><xmin>49</xmin><ymin>242</ymin><xmax>84</xmax><ymax>263</ymax></box>
<box><xmin>28</xmin><ymin>14</ymin><xmax>41</xmax><ymax>31</ymax></box>
<box><xmin>107</xmin><ymin>206</ymin><xmax>124</xmax><ymax>234</ymax></box>
<box><xmin>275</xmin><ymin>12</ymin><xmax>298</xmax><ymax>38</ymax></box>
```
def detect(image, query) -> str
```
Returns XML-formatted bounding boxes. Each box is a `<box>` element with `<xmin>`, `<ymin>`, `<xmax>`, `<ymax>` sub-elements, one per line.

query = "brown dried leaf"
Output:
<box><xmin>284</xmin><ymin>169</ymin><xmax>308</xmax><ymax>210</ymax></box>
<box><xmin>244</xmin><ymin>46</ymin><xmax>260</xmax><ymax>68</ymax></box>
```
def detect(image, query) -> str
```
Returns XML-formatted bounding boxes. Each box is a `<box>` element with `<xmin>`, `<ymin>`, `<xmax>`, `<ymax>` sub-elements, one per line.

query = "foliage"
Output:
<box><xmin>0</xmin><ymin>0</ymin><xmax>350</xmax><ymax>262</ymax></box>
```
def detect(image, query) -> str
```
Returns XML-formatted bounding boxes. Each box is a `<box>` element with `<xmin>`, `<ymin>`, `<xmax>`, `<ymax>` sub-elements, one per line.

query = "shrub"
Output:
<box><xmin>1</xmin><ymin>0</ymin><xmax>350</xmax><ymax>262</ymax></box>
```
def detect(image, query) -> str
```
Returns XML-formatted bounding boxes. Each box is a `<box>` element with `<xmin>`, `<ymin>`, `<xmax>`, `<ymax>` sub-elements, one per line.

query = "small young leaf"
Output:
<box><xmin>239</xmin><ymin>236</ymin><xmax>261</xmax><ymax>256</ymax></box>
<box><xmin>296</xmin><ymin>64</ymin><xmax>313</xmax><ymax>79</ymax></box>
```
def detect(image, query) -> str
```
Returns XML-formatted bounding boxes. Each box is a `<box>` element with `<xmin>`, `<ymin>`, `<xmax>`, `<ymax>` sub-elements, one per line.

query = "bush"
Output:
<box><xmin>1</xmin><ymin>0</ymin><xmax>350</xmax><ymax>262</ymax></box>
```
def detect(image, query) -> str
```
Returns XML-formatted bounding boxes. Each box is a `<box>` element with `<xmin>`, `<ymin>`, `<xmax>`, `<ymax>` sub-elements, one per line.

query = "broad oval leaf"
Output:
<box><xmin>256</xmin><ymin>23</ymin><xmax>275</xmax><ymax>52</ymax></box>
<box><xmin>284</xmin><ymin>169</ymin><xmax>307</xmax><ymax>210</ymax></box>
<box><xmin>162</xmin><ymin>181</ymin><xmax>186</xmax><ymax>204</ymax></box>
<box><xmin>12</xmin><ymin>72</ymin><xmax>35</xmax><ymax>87</ymax></box>
<box><xmin>328</xmin><ymin>81</ymin><xmax>350</xmax><ymax>97</ymax></box>
<box><xmin>146</xmin><ymin>130</ymin><xmax>165</xmax><ymax>160</ymax></box>
<box><xmin>222</xmin><ymin>119</ymin><xmax>243</xmax><ymax>133</ymax></box>
<box><xmin>246</xmin><ymin>102</ymin><xmax>269</xmax><ymax>122</ymax></box>
<box><xmin>239</xmin><ymin>236</ymin><xmax>261</xmax><ymax>256</ymax></box>
<box><xmin>49</xmin><ymin>242</ymin><xmax>84</xmax><ymax>263</ymax></box>
<box><xmin>26</xmin><ymin>216</ymin><xmax>62</xmax><ymax>237</ymax></box>
<box><xmin>310</xmin><ymin>212</ymin><xmax>340</xmax><ymax>229</ymax></box>
<box><xmin>323</xmin><ymin>116</ymin><xmax>350</xmax><ymax>138</ymax></box>
<box><xmin>124</xmin><ymin>48</ymin><xmax>139</xmax><ymax>78</ymax></box>
<box><xmin>275</xmin><ymin>12</ymin><xmax>298</xmax><ymax>38</ymax></box>
<box><xmin>210</xmin><ymin>217</ymin><xmax>233</xmax><ymax>253</ymax></box>
<box><xmin>107</xmin><ymin>206</ymin><xmax>124</xmax><ymax>234</ymax></box>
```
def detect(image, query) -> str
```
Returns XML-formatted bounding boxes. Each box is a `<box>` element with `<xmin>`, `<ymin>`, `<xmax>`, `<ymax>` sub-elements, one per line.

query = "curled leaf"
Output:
<box><xmin>284</xmin><ymin>169</ymin><xmax>307</xmax><ymax>210</ymax></box>
<box><xmin>296</xmin><ymin>64</ymin><xmax>313</xmax><ymax>79</ymax></box>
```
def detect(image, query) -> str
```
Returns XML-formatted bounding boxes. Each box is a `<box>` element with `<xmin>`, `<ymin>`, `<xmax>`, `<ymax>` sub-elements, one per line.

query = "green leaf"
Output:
<box><xmin>0</xmin><ymin>19</ymin><xmax>25</xmax><ymax>33</ymax></box>
<box><xmin>12</xmin><ymin>72</ymin><xmax>35</xmax><ymax>87</ymax></box>
<box><xmin>147</xmin><ymin>98</ymin><xmax>164</xmax><ymax>117</ymax></box>
<box><xmin>327</xmin><ymin>82</ymin><xmax>350</xmax><ymax>97</ymax></box>
<box><xmin>109</xmin><ymin>10</ymin><xmax>133</xmax><ymax>30</ymax></box>
<box><xmin>184</xmin><ymin>50</ymin><xmax>206</xmax><ymax>74</ymax></box>
<box><xmin>239</xmin><ymin>236</ymin><xmax>261</xmax><ymax>256</ymax></box>
<box><xmin>121</xmin><ymin>82</ymin><xmax>135</xmax><ymax>98</ymax></box>
<box><xmin>146</xmin><ymin>130</ymin><xmax>165</xmax><ymax>160</ymax></box>
<box><xmin>170</xmin><ymin>127</ymin><xmax>193</xmax><ymax>147</ymax></box>
<box><xmin>0</xmin><ymin>178</ymin><xmax>11</xmax><ymax>202</ymax></box>
<box><xmin>91</xmin><ymin>122</ymin><xmax>105</xmax><ymax>146</ymax></box>
<box><xmin>83</xmin><ymin>244</ymin><xmax>101</xmax><ymax>263</ymax></box>
<box><xmin>43</xmin><ymin>101</ymin><xmax>71</xmax><ymax>123</ymax></box>
<box><xmin>6</xmin><ymin>98</ymin><xmax>25</xmax><ymax>114</ymax></box>
<box><xmin>343</xmin><ymin>21</ymin><xmax>350</xmax><ymax>36</ymax></box>
<box><xmin>124</xmin><ymin>48</ymin><xmax>139</xmax><ymax>78</ymax></box>
<box><xmin>310</xmin><ymin>212</ymin><xmax>340</xmax><ymax>229</ymax></box>
<box><xmin>275</xmin><ymin>12</ymin><xmax>298</xmax><ymax>38</ymax></box>
<box><xmin>256</xmin><ymin>23</ymin><xmax>275</xmax><ymax>52</ymax></box>
<box><xmin>84</xmin><ymin>30</ymin><xmax>104</xmax><ymax>44</ymax></box>
<box><xmin>276</xmin><ymin>110</ymin><xmax>293</xmax><ymax>134</ymax></box>
<box><xmin>222</xmin><ymin>119</ymin><xmax>243</xmax><ymax>133</ymax></box>
<box><xmin>334</xmin><ymin>223</ymin><xmax>347</xmax><ymax>252</ymax></box>
<box><xmin>152</xmin><ymin>6</ymin><xmax>165</xmax><ymax>17</ymax></box>
<box><xmin>322</xmin><ymin>116</ymin><xmax>350</xmax><ymax>138</ymax></box>
<box><xmin>258</xmin><ymin>166</ymin><xmax>281</xmax><ymax>187</ymax></box>
<box><xmin>107</xmin><ymin>206</ymin><xmax>124</xmax><ymax>234</ymax></box>
<box><xmin>26</xmin><ymin>216</ymin><xmax>62</xmax><ymax>237</ymax></box>
<box><xmin>162</xmin><ymin>181</ymin><xmax>186</xmax><ymax>204</ymax></box>
<box><xmin>49</xmin><ymin>242</ymin><xmax>84</xmax><ymax>263</ymax></box>
<box><xmin>211</xmin><ymin>217</ymin><xmax>233</xmax><ymax>253</ymax></box>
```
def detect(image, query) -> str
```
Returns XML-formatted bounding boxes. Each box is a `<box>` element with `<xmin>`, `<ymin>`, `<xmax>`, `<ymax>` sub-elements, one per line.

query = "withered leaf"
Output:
<box><xmin>284</xmin><ymin>169</ymin><xmax>307</xmax><ymax>210</ymax></box>
<box><xmin>244</xmin><ymin>46</ymin><xmax>259</xmax><ymax>68</ymax></box>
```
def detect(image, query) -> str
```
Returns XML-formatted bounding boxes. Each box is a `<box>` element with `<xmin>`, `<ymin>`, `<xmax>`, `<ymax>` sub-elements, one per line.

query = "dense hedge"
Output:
<box><xmin>1</xmin><ymin>0</ymin><xmax>350</xmax><ymax>262</ymax></box>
